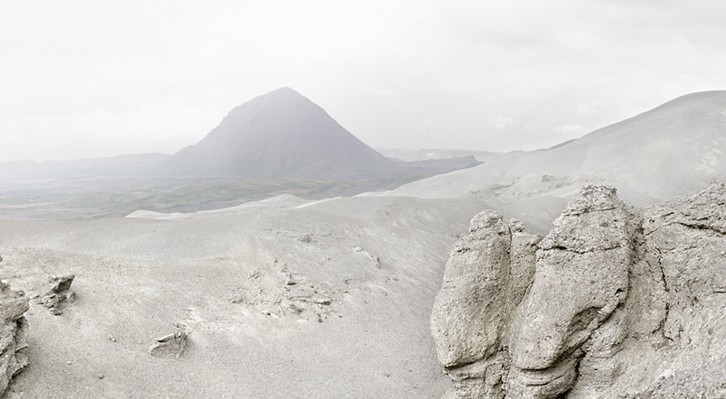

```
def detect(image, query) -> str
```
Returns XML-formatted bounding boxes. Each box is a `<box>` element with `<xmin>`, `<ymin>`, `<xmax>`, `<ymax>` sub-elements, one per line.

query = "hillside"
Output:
<box><xmin>164</xmin><ymin>88</ymin><xmax>402</xmax><ymax>179</ymax></box>
<box><xmin>386</xmin><ymin>91</ymin><xmax>726</xmax><ymax>208</ymax></box>
<box><xmin>1</xmin><ymin>90</ymin><xmax>724</xmax><ymax>398</ymax></box>
<box><xmin>0</xmin><ymin>195</ymin><xmax>485</xmax><ymax>398</ymax></box>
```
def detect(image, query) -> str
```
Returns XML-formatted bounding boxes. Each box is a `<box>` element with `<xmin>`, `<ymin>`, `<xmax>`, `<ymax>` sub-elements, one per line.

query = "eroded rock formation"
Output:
<box><xmin>39</xmin><ymin>274</ymin><xmax>76</xmax><ymax>315</ymax></box>
<box><xmin>432</xmin><ymin>183</ymin><xmax>726</xmax><ymax>398</ymax></box>
<box><xmin>431</xmin><ymin>210</ymin><xmax>540</xmax><ymax>398</ymax></box>
<box><xmin>0</xmin><ymin>282</ymin><xmax>29</xmax><ymax>395</ymax></box>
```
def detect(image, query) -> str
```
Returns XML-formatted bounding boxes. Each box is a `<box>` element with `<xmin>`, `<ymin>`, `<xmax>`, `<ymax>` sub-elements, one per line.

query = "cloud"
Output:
<box><xmin>553</xmin><ymin>123</ymin><xmax>584</xmax><ymax>134</ymax></box>
<box><xmin>3</xmin><ymin>1</ymin><xmax>726</xmax><ymax>159</ymax></box>
<box><xmin>490</xmin><ymin>116</ymin><xmax>516</xmax><ymax>129</ymax></box>
<box><xmin>577</xmin><ymin>101</ymin><xmax>602</xmax><ymax>115</ymax></box>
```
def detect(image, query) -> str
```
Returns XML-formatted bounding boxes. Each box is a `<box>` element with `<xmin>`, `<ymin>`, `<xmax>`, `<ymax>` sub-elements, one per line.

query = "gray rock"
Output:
<box><xmin>431</xmin><ymin>211</ymin><xmax>540</xmax><ymax>398</ymax></box>
<box><xmin>0</xmin><ymin>281</ymin><xmax>29</xmax><ymax>395</ymax></box>
<box><xmin>432</xmin><ymin>183</ymin><xmax>726</xmax><ymax>398</ymax></box>
<box><xmin>148</xmin><ymin>324</ymin><xmax>191</xmax><ymax>359</ymax></box>
<box><xmin>39</xmin><ymin>275</ymin><xmax>75</xmax><ymax>315</ymax></box>
<box><xmin>509</xmin><ymin>185</ymin><xmax>638</xmax><ymax>397</ymax></box>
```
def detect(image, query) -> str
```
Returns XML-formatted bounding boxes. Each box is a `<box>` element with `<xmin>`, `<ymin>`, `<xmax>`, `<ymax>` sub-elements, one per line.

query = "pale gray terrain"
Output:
<box><xmin>0</xmin><ymin>195</ymin><xmax>485</xmax><ymax>398</ymax></box>
<box><xmin>384</xmin><ymin>91</ymin><xmax>726</xmax><ymax>227</ymax></box>
<box><xmin>0</xmin><ymin>88</ymin><xmax>482</xmax><ymax>220</ymax></box>
<box><xmin>0</xmin><ymin>90</ymin><xmax>724</xmax><ymax>398</ymax></box>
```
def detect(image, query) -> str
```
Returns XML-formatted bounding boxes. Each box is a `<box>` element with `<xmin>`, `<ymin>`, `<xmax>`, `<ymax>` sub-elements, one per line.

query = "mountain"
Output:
<box><xmin>164</xmin><ymin>87</ymin><xmax>401</xmax><ymax>179</ymax></box>
<box><xmin>0</xmin><ymin>154</ymin><xmax>169</xmax><ymax>181</ymax></box>
<box><xmin>386</xmin><ymin>91</ymin><xmax>726</xmax><ymax>208</ymax></box>
<box><xmin>0</xmin><ymin>89</ymin><xmax>486</xmax><ymax>219</ymax></box>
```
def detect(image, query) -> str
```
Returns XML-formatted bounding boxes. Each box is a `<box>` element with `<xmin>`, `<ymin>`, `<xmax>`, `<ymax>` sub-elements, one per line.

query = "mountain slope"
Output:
<box><xmin>164</xmin><ymin>88</ymin><xmax>401</xmax><ymax>179</ymax></box>
<box><xmin>0</xmin><ymin>195</ymin><xmax>485</xmax><ymax>398</ymax></box>
<box><xmin>387</xmin><ymin>91</ymin><xmax>726</xmax><ymax>205</ymax></box>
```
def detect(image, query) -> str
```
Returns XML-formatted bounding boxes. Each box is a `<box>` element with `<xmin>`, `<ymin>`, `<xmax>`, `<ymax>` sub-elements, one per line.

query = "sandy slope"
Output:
<box><xmin>384</xmin><ymin>91</ymin><xmax>726</xmax><ymax>211</ymax></box>
<box><xmin>0</xmin><ymin>195</ymin><xmax>484</xmax><ymax>398</ymax></box>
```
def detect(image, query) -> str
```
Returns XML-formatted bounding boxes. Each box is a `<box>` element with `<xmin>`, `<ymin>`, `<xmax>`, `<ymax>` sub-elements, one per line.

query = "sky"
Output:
<box><xmin>1</xmin><ymin>0</ymin><xmax>726</xmax><ymax>161</ymax></box>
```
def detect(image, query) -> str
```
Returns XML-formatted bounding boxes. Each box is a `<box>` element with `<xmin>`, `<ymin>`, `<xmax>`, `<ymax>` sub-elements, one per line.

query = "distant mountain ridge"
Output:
<box><xmin>377</xmin><ymin>148</ymin><xmax>500</xmax><ymax>162</ymax></box>
<box><xmin>163</xmin><ymin>87</ymin><xmax>401</xmax><ymax>179</ymax></box>
<box><xmin>0</xmin><ymin>154</ymin><xmax>169</xmax><ymax>181</ymax></box>
<box><xmin>388</xmin><ymin>90</ymin><xmax>726</xmax><ymax>206</ymax></box>
<box><xmin>0</xmin><ymin>87</ymin><xmax>485</xmax><ymax>216</ymax></box>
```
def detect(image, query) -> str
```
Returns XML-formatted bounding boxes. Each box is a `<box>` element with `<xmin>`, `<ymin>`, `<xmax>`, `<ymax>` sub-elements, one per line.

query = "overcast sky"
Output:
<box><xmin>2</xmin><ymin>0</ymin><xmax>726</xmax><ymax>161</ymax></box>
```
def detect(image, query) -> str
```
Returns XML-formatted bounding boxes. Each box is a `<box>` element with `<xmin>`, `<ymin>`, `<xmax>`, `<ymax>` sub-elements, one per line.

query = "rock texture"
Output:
<box><xmin>0</xmin><ymin>282</ymin><xmax>29</xmax><ymax>395</ymax></box>
<box><xmin>432</xmin><ymin>183</ymin><xmax>726</xmax><ymax>398</ymax></box>
<box><xmin>39</xmin><ymin>274</ymin><xmax>75</xmax><ymax>315</ymax></box>
<box><xmin>431</xmin><ymin>211</ymin><xmax>540</xmax><ymax>398</ymax></box>
<box><xmin>148</xmin><ymin>324</ymin><xmax>191</xmax><ymax>359</ymax></box>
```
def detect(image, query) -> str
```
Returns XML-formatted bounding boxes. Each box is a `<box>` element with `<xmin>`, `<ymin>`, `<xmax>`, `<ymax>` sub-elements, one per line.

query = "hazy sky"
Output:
<box><xmin>2</xmin><ymin>0</ymin><xmax>726</xmax><ymax>161</ymax></box>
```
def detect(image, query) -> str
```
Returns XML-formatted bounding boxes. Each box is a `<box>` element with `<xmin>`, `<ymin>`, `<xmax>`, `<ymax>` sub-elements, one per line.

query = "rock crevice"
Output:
<box><xmin>432</xmin><ymin>183</ymin><xmax>726</xmax><ymax>398</ymax></box>
<box><xmin>0</xmin><ymin>281</ymin><xmax>30</xmax><ymax>395</ymax></box>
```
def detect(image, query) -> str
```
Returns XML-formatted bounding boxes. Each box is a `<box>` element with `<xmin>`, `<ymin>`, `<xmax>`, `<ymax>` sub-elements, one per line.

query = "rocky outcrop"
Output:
<box><xmin>230</xmin><ymin>261</ymin><xmax>340</xmax><ymax>323</ymax></box>
<box><xmin>431</xmin><ymin>211</ymin><xmax>540</xmax><ymax>398</ymax></box>
<box><xmin>0</xmin><ymin>282</ymin><xmax>29</xmax><ymax>395</ymax></box>
<box><xmin>432</xmin><ymin>183</ymin><xmax>726</xmax><ymax>398</ymax></box>
<box><xmin>39</xmin><ymin>275</ymin><xmax>75</xmax><ymax>315</ymax></box>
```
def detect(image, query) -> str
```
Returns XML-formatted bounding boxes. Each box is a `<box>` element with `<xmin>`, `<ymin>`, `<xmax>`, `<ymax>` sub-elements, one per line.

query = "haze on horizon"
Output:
<box><xmin>2</xmin><ymin>0</ymin><xmax>726</xmax><ymax>162</ymax></box>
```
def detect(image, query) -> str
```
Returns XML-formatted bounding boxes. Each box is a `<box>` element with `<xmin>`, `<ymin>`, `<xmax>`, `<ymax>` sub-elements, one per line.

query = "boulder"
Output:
<box><xmin>432</xmin><ymin>183</ymin><xmax>726</xmax><ymax>398</ymax></box>
<box><xmin>431</xmin><ymin>211</ymin><xmax>540</xmax><ymax>398</ymax></box>
<box><xmin>0</xmin><ymin>282</ymin><xmax>29</xmax><ymax>395</ymax></box>
<box><xmin>39</xmin><ymin>275</ymin><xmax>76</xmax><ymax>315</ymax></box>
<box><xmin>148</xmin><ymin>324</ymin><xmax>191</xmax><ymax>359</ymax></box>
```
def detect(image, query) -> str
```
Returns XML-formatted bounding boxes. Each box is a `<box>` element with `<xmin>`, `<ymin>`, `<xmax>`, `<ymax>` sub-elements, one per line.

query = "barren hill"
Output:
<box><xmin>164</xmin><ymin>87</ymin><xmax>402</xmax><ymax>179</ymax></box>
<box><xmin>387</xmin><ymin>91</ymin><xmax>726</xmax><ymax>207</ymax></box>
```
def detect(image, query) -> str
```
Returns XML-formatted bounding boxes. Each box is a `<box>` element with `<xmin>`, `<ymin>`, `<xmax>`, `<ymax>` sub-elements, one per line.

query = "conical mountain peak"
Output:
<box><xmin>242</xmin><ymin>87</ymin><xmax>308</xmax><ymax>106</ymax></box>
<box><xmin>266</xmin><ymin>86</ymin><xmax>304</xmax><ymax>97</ymax></box>
<box><xmin>165</xmin><ymin>88</ymin><xmax>399</xmax><ymax>179</ymax></box>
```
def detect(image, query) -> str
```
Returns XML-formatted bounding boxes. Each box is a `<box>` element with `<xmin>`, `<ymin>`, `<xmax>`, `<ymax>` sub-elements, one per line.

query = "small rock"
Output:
<box><xmin>289</xmin><ymin>302</ymin><xmax>305</xmax><ymax>314</ymax></box>
<box><xmin>39</xmin><ymin>275</ymin><xmax>76</xmax><ymax>316</ymax></box>
<box><xmin>297</xmin><ymin>234</ymin><xmax>314</xmax><ymax>243</ymax></box>
<box><xmin>311</xmin><ymin>294</ymin><xmax>332</xmax><ymax>306</ymax></box>
<box><xmin>148</xmin><ymin>324</ymin><xmax>191</xmax><ymax>359</ymax></box>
